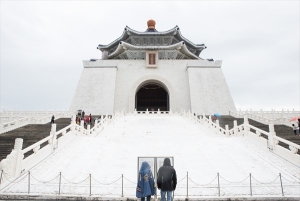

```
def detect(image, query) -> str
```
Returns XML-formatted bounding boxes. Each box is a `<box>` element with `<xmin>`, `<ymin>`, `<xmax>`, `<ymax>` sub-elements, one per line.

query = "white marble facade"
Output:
<box><xmin>70</xmin><ymin>59</ymin><xmax>236</xmax><ymax>115</ymax></box>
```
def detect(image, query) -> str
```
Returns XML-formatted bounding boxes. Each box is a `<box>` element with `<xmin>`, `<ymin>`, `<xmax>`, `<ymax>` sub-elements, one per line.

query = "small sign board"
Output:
<box><xmin>146</xmin><ymin>51</ymin><xmax>158</xmax><ymax>68</ymax></box>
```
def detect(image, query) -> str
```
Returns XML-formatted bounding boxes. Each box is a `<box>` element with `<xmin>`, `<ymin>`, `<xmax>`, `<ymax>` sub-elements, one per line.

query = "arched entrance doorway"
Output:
<box><xmin>135</xmin><ymin>83</ymin><xmax>169</xmax><ymax>111</ymax></box>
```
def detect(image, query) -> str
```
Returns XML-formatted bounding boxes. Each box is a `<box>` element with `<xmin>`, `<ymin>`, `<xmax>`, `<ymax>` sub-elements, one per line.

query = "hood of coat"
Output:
<box><xmin>140</xmin><ymin>161</ymin><xmax>151</xmax><ymax>173</ymax></box>
<box><xmin>163</xmin><ymin>158</ymin><xmax>171</xmax><ymax>166</ymax></box>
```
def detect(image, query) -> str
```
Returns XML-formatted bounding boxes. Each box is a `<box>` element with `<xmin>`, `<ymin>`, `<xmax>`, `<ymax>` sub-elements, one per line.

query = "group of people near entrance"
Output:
<box><xmin>136</xmin><ymin>158</ymin><xmax>177</xmax><ymax>201</ymax></box>
<box><xmin>75</xmin><ymin>111</ymin><xmax>92</xmax><ymax>126</ymax></box>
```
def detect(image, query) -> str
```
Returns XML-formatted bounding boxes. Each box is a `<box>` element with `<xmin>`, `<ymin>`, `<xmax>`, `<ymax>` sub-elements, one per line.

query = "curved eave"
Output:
<box><xmin>108</xmin><ymin>41</ymin><xmax>200</xmax><ymax>60</ymax></box>
<box><xmin>97</xmin><ymin>28</ymin><xmax>129</xmax><ymax>51</ymax></box>
<box><xmin>126</xmin><ymin>25</ymin><xmax>178</xmax><ymax>36</ymax></box>
<box><xmin>98</xmin><ymin>25</ymin><xmax>206</xmax><ymax>54</ymax></box>
<box><xmin>97</xmin><ymin>26</ymin><xmax>180</xmax><ymax>51</ymax></box>
<box><xmin>175</xmin><ymin>29</ymin><xmax>206</xmax><ymax>51</ymax></box>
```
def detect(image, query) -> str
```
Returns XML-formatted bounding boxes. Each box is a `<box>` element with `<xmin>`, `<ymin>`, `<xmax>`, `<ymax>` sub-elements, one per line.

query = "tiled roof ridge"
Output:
<box><xmin>97</xmin><ymin>26</ymin><xmax>206</xmax><ymax>53</ymax></box>
<box><xmin>108</xmin><ymin>41</ymin><xmax>200</xmax><ymax>60</ymax></box>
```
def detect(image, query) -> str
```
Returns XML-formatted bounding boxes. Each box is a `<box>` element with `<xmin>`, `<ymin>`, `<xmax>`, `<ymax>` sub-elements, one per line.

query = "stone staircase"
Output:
<box><xmin>218</xmin><ymin>115</ymin><xmax>300</xmax><ymax>152</ymax></box>
<box><xmin>0</xmin><ymin>118</ymin><xmax>70</xmax><ymax>161</ymax></box>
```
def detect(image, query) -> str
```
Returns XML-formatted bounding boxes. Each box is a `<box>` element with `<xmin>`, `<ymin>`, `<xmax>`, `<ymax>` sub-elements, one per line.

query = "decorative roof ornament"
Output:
<box><xmin>146</xmin><ymin>19</ymin><xmax>157</xmax><ymax>32</ymax></box>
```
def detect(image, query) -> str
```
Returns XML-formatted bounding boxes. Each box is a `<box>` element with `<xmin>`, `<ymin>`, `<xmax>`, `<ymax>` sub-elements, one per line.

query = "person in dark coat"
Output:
<box><xmin>157</xmin><ymin>158</ymin><xmax>177</xmax><ymax>201</ymax></box>
<box><xmin>50</xmin><ymin>115</ymin><xmax>55</xmax><ymax>124</ymax></box>
<box><xmin>136</xmin><ymin>161</ymin><xmax>155</xmax><ymax>201</ymax></box>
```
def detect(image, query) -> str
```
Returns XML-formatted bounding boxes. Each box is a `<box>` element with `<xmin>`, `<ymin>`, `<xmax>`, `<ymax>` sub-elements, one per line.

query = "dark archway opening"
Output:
<box><xmin>136</xmin><ymin>83</ymin><xmax>169</xmax><ymax>111</ymax></box>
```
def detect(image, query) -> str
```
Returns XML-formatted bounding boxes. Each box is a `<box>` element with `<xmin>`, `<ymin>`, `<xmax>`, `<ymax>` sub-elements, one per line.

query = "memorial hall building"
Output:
<box><xmin>70</xmin><ymin>20</ymin><xmax>236</xmax><ymax>115</ymax></box>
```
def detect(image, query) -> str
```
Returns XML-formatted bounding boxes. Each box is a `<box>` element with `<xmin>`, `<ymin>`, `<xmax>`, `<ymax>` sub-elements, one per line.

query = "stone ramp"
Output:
<box><xmin>1</xmin><ymin>115</ymin><xmax>299</xmax><ymax>197</ymax></box>
<box><xmin>0</xmin><ymin>118</ymin><xmax>70</xmax><ymax>161</ymax></box>
<box><xmin>218</xmin><ymin>116</ymin><xmax>300</xmax><ymax>152</ymax></box>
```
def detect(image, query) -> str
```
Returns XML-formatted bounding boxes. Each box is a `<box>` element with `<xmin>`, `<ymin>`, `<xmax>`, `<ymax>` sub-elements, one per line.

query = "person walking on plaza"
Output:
<box><xmin>292</xmin><ymin>124</ymin><xmax>298</xmax><ymax>135</ymax></box>
<box><xmin>50</xmin><ymin>115</ymin><xmax>55</xmax><ymax>124</ymax></box>
<box><xmin>136</xmin><ymin>161</ymin><xmax>155</xmax><ymax>201</ymax></box>
<box><xmin>89</xmin><ymin>114</ymin><xmax>92</xmax><ymax>125</ymax></box>
<box><xmin>82</xmin><ymin>110</ymin><xmax>85</xmax><ymax>119</ymax></box>
<box><xmin>157</xmin><ymin>158</ymin><xmax>177</xmax><ymax>201</ymax></box>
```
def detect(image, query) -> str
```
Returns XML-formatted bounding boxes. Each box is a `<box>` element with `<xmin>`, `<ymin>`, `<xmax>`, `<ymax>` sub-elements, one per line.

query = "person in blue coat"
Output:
<box><xmin>136</xmin><ymin>161</ymin><xmax>155</xmax><ymax>201</ymax></box>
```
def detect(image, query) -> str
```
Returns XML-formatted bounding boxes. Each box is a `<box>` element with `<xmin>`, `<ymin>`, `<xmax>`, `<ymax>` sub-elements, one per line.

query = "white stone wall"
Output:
<box><xmin>69</xmin><ymin>66</ymin><xmax>117</xmax><ymax>115</ymax></box>
<box><xmin>70</xmin><ymin>59</ymin><xmax>236</xmax><ymax>115</ymax></box>
<box><xmin>187</xmin><ymin>67</ymin><xmax>236</xmax><ymax>115</ymax></box>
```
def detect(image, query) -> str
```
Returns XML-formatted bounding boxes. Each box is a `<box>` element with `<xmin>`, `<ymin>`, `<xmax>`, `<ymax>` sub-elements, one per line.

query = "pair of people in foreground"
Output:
<box><xmin>136</xmin><ymin>158</ymin><xmax>177</xmax><ymax>201</ymax></box>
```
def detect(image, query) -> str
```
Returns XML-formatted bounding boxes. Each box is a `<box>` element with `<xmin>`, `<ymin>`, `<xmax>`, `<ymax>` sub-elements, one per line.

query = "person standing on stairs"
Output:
<box><xmin>50</xmin><ymin>115</ymin><xmax>55</xmax><ymax>124</ymax></box>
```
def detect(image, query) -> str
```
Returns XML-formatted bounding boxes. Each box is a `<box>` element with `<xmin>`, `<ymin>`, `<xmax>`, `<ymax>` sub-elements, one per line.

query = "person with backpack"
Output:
<box><xmin>136</xmin><ymin>161</ymin><xmax>155</xmax><ymax>201</ymax></box>
<box><xmin>157</xmin><ymin>158</ymin><xmax>177</xmax><ymax>201</ymax></box>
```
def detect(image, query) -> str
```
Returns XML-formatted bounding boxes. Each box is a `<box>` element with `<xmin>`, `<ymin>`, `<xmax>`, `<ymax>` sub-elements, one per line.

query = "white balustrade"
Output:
<box><xmin>181</xmin><ymin>110</ymin><xmax>300</xmax><ymax>167</ymax></box>
<box><xmin>231</xmin><ymin>110</ymin><xmax>300</xmax><ymax>127</ymax></box>
<box><xmin>0</xmin><ymin>111</ymin><xmax>75</xmax><ymax>134</ymax></box>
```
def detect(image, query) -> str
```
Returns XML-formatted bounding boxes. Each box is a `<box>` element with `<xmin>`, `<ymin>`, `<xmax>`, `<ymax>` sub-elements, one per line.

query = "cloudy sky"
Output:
<box><xmin>0</xmin><ymin>0</ymin><xmax>299</xmax><ymax>112</ymax></box>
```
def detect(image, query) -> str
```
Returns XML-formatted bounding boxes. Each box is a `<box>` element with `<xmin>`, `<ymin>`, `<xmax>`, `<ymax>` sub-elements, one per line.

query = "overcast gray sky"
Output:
<box><xmin>0</xmin><ymin>0</ymin><xmax>299</xmax><ymax>112</ymax></box>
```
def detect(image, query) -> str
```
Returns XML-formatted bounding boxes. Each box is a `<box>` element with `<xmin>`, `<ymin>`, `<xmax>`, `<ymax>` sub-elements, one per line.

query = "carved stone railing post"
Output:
<box><xmin>243</xmin><ymin>115</ymin><xmax>249</xmax><ymax>136</ymax></box>
<box><xmin>233</xmin><ymin>120</ymin><xmax>238</xmax><ymax>135</ymax></box>
<box><xmin>214</xmin><ymin>119</ymin><xmax>219</xmax><ymax>134</ymax></box>
<box><xmin>71</xmin><ymin>115</ymin><xmax>76</xmax><ymax>125</ymax></box>
<box><xmin>87</xmin><ymin>124</ymin><xmax>90</xmax><ymax>135</ymax></box>
<box><xmin>80</xmin><ymin>120</ymin><xmax>84</xmax><ymax>133</ymax></box>
<box><xmin>208</xmin><ymin>116</ymin><xmax>212</xmax><ymax>128</ymax></box>
<box><xmin>268</xmin><ymin>123</ymin><xmax>277</xmax><ymax>151</ymax></box>
<box><xmin>50</xmin><ymin>124</ymin><xmax>57</xmax><ymax>151</ymax></box>
<box><xmin>94</xmin><ymin>119</ymin><xmax>97</xmax><ymax>129</ymax></box>
<box><xmin>225</xmin><ymin>125</ymin><xmax>229</xmax><ymax>136</ymax></box>
<box><xmin>202</xmin><ymin>113</ymin><xmax>206</xmax><ymax>125</ymax></box>
<box><xmin>0</xmin><ymin>138</ymin><xmax>24</xmax><ymax>180</ymax></box>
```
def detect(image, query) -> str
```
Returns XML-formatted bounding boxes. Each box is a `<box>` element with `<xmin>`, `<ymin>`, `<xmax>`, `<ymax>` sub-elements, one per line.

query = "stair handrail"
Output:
<box><xmin>273</xmin><ymin>135</ymin><xmax>300</xmax><ymax>152</ymax></box>
<box><xmin>231</xmin><ymin>110</ymin><xmax>299</xmax><ymax>128</ymax></box>
<box><xmin>0</xmin><ymin>112</ymin><xmax>75</xmax><ymax>134</ymax></box>
<box><xmin>83</xmin><ymin>110</ymin><xmax>125</xmax><ymax>135</ymax></box>
<box><xmin>247</xmin><ymin>124</ymin><xmax>270</xmax><ymax>137</ymax></box>
<box><xmin>182</xmin><ymin>111</ymin><xmax>299</xmax><ymax>166</ymax></box>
